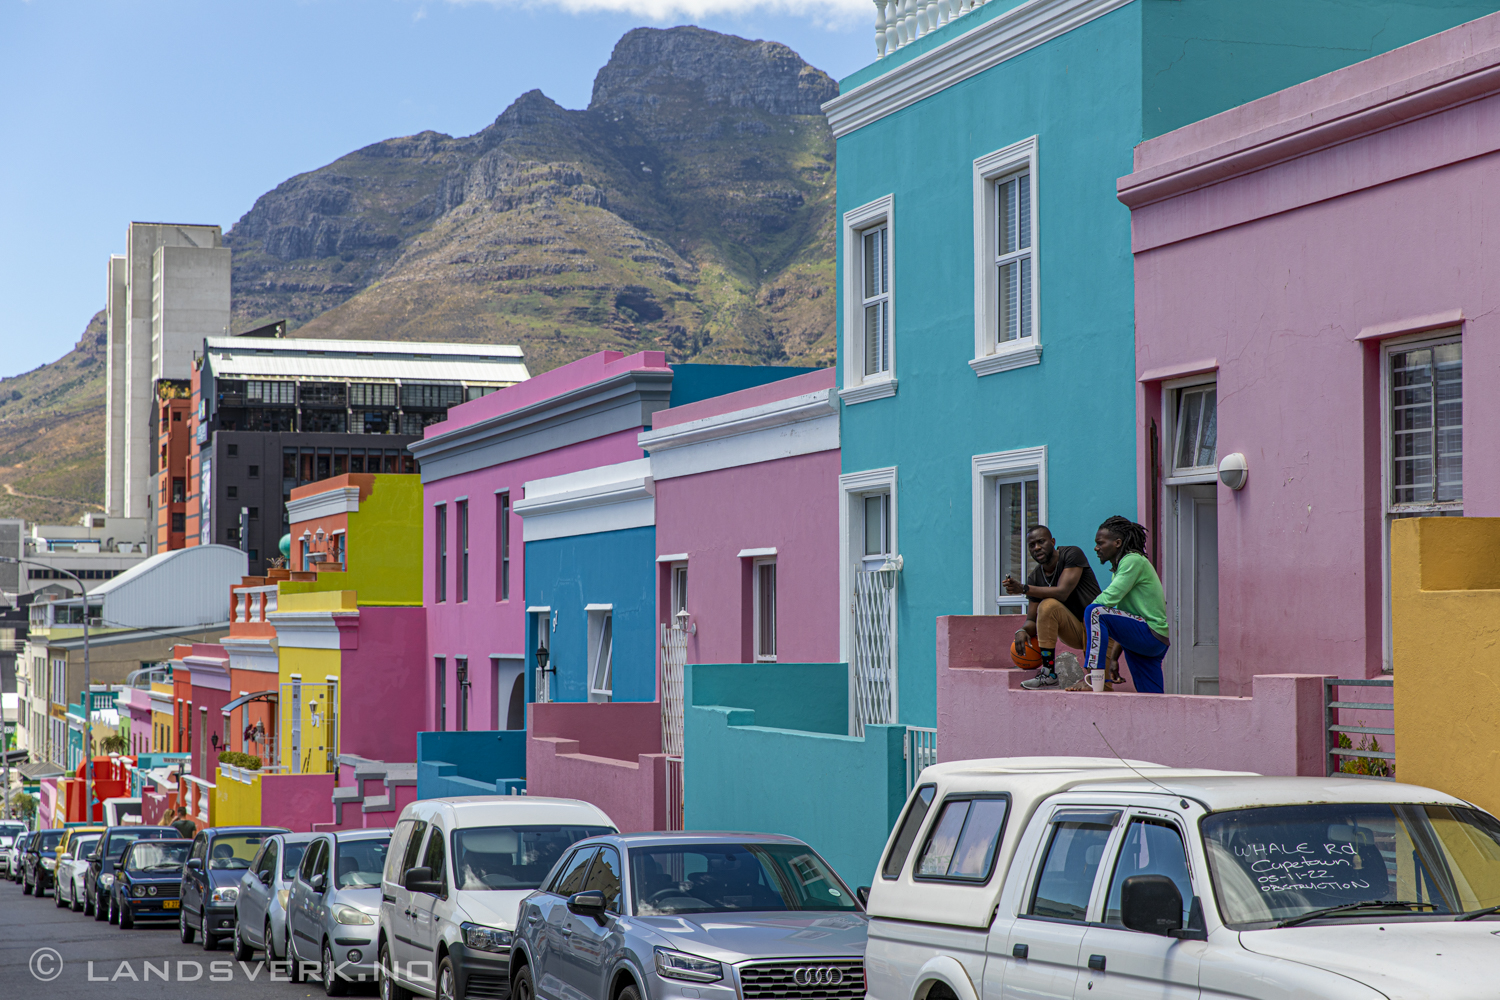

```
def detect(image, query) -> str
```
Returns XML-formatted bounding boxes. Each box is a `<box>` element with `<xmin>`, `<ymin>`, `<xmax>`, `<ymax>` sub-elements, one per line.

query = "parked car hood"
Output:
<box><xmin>452</xmin><ymin>889</ymin><xmax>536</xmax><ymax>931</ymax></box>
<box><xmin>1241</xmin><ymin>922</ymin><xmax>1500</xmax><ymax>998</ymax></box>
<box><xmin>208</xmin><ymin>868</ymin><xmax>252</xmax><ymax>887</ymax></box>
<box><xmin>124</xmin><ymin>870</ymin><xmax>184</xmax><ymax>884</ymax></box>
<box><xmin>334</xmin><ymin>886</ymin><xmax>382</xmax><ymax>913</ymax></box>
<box><xmin>633</xmin><ymin>912</ymin><xmax>869</xmax><ymax>963</ymax></box>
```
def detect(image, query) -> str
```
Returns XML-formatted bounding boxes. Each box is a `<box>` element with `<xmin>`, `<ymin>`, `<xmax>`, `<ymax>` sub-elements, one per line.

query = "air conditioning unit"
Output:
<box><xmin>88</xmin><ymin>617</ymin><xmax>104</xmax><ymax>628</ymax></box>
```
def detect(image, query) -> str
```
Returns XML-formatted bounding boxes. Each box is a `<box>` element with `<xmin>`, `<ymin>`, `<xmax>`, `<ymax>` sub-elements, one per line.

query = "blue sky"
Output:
<box><xmin>0</xmin><ymin>0</ymin><xmax>872</xmax><ymax>378</ymax></box>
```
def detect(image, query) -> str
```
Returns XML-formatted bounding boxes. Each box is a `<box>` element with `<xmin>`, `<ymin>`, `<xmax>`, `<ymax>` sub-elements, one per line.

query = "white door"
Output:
<box><xmin>1166</xmin><ymin>484</ymin><xmax>1218</xmax><ymax>695</ymax></box>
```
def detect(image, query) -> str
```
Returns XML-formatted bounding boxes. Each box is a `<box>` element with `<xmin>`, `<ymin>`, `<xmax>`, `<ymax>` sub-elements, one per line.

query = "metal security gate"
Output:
<box><xmin>281</xmin><ymin>677</ymin><xmax>339</xmax><ymax>775</ymax></box>
<box><xmin>659</xmin><ymin>623</ymin><xmax>688</xmax><ymax>830</ymax></box>
<box><xmin>1325</xmin><ymin>677</ymin><xmax>1394</xmax><ymax>780</ymax></box>
<box><xmin>852</xmin><ymin>569</ymin><xmax>897</xmax><ymax>735</ymax></box>
<box><xmin>905</xmin><ymin>726</ymin><xmax>937</xmax><ymax>793</ymax></box>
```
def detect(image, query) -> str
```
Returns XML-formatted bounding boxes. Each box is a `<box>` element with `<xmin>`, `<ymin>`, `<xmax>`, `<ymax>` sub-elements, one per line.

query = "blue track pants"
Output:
<box><xmin>1083</xmin><ymin>603</ymin><xmax>1170</xmax><ymax>694</ymax></box>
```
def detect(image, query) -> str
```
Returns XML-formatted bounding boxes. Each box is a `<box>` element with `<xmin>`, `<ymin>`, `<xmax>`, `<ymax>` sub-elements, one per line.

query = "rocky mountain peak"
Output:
<box><xmin>589</xmin><ymin>25</ymin><xmax>838</xmax><ymax>119</ymax></box>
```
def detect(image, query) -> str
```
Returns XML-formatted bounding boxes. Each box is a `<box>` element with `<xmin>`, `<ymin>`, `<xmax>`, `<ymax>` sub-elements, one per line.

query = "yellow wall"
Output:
<box><xmin>1392</xmin><ymin>517</ymin><xmax>1500</xmax><ymax>816</ymax></box>
<box><xmin>214</xmin><ymin>768</ymin><xmax>263</xmax><ymax>826</ymax></box>
<box><xmin>277</xmin><ymin>637</ymin><xmax>343</xmax><ymax>776</ymax></box>
<box><xmin>280</xmin><ymin>475</ymin><xmax>424</xmax><ymax>606</ymax></box>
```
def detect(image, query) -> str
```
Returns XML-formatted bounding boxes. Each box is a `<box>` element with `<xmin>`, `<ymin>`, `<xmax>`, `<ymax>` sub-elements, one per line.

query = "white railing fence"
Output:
<box><xmin>852</xmin><ymin>569</ymin><xmax>898</xmax><ymax>736</ymax></box>
<box><xmin>905</xmin><ymin>726</ymin><xmax>937</xmax><ymax>793</ymax></box>
<box><xmin>875</xmin><ymin>0</ymin><xmax>990</xmax><ymax>58</ymax></box>
<box><xmin>659</xmin><ymin>624</ymin><xmax>688</xmax><ymax>758</ymax></box>
<box><xmin>665</xmin><ymin>755</ymin><xmax>685</xmax><ymax>831</ymax></box>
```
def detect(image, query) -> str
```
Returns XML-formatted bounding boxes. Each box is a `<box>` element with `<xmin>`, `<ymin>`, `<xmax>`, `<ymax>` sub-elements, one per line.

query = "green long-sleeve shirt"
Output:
<box><xmin>1095</xmin><ymin>552</ymin><xmax>1169</xmax><ymax>637</ymax></box>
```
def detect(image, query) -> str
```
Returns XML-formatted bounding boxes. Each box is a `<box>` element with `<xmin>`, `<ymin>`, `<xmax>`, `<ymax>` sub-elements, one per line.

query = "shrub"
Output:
<box><xmin>217</xmin><ymin>751</ymin><xmax>262</xmax><ymax>771</ymax></box>
<box><xmin>1336</xmin><ymin>722</ymin><xmax>1393</xmax><ymax>779</ymax></box>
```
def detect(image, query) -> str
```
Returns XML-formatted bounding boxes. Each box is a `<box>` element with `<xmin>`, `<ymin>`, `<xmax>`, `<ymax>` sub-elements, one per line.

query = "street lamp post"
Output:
<box><xmin>0</xmin><ymin>557</ymin><xmax>93</xmax><ymax>824</ymax></box>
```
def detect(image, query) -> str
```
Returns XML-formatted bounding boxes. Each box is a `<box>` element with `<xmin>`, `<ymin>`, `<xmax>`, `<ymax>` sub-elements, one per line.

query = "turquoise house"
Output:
<box><xmin>825</xmin><ymin>0</ymin><xmax>1500</xmax><ymax>722</ymax></box>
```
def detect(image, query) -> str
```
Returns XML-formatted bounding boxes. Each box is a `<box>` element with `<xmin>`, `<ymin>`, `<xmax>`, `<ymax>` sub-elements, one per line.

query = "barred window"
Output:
<box><xmin>246</xmin><ymin>381</ymin><xmax>296</xmax><ymax>405</ymax></box>
<box><xmin>350</xmin><ymin>383</ymin><xmax>397</xmax><ymax>408</ymax></box>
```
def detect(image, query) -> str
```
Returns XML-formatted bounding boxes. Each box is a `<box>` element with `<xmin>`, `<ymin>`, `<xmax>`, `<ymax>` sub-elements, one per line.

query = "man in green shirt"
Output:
<box><xmin>1083</xmin><ymin>515</ymin><xmax>1170</xmax><ymax>693</ymax></box>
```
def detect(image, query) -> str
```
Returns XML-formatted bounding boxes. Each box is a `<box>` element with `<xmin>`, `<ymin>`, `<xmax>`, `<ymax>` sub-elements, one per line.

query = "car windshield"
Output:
<box><xmin>452</xmin><ymin>826</ymin><xmax>613</xmax><ymax>891</ymax></box>
<box><xmin>630</xmin><ymin>843</ymin><xmax>859</xmax><ymax>915</ymax></box>
<box><xmin>37</xmin><ymin>830</ymin><xmax>64</xmax><ymax>850</ymax></box>
<box><xmin>1203</xmin><ymin>803</ymin><xmax>1500</xmax><ymax>929</ymax></box>
<box><xmin>281</xmin><ymin>842</ymin><xmax>309</xmax><ymax>881</ymax></box>
<box><xmin>337</xmin><ymin>837</ymin><xmax>390</xmax><ymax>888</ymax></box>
<box><xmin>127</xmin><ymin>842</ymin><xmax>190</xmax><ymax>872</ymax></box>
<box><xmin>208</xmin><ymin>834</ymin><xmax>268</xmax><ymax>870</ymax></box>
<box><xmin>107</xmin><ymin>830</ymin><xmax>169</xmax><ymax>859</ymax></box>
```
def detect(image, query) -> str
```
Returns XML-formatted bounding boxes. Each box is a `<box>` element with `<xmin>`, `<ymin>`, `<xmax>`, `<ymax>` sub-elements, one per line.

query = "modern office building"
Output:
<box><xmin>104</xmin><ymin>223</ymin><xmax>231</xmax><ymax>526</ymax></box>
<box><xmin>186</xmin><ymin>336</ymin><xmax>528</xmax><ymax>574</ymax></box>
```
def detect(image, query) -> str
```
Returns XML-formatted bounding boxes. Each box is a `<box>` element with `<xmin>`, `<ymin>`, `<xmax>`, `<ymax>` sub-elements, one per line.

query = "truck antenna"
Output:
<box><xmin>1092</xmin><ymin>722</ymin><xmax>1185</xmax><ymax>805</ymax></box>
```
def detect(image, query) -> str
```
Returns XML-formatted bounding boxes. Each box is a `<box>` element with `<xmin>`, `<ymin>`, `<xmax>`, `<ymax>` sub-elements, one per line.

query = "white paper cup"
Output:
<box><xmin>1088</xmin><ymin>669</ymin><xmax>1106</xmax><ymax>693</ymax></box>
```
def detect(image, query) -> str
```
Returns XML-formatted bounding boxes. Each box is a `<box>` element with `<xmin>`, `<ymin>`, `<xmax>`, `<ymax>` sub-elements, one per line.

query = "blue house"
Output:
<box><xmin>823</xmin><ymin>0</ymin><xmax>1500</xmax><ymax>721</ymax></box>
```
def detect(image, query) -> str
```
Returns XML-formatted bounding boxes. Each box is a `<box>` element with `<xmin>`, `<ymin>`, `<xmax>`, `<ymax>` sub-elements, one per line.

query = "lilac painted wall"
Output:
<box><xmin>1120</xmin><ymin>14</ymin><xmax>1500</xmax><ymax>695</ymax></box>
<box><xmin>342</xmin><ymin>607</ymin><xmax>427</xmax><ymax>762</ymax></box>
<box><xmin>527</xmin><ymin>701</ymin><xmax>668</xmax><ymax>833</ymax></box>
<box><xmin>261</xmin><ymin>773</ymin><xmax>337</xmax><ymax>833</ymax></box>
<box><xmin>422</xmin><ymin>352</ymin><xmax>671</xmax><ymax>731</ymax></box>
<box><xmin>653</xmin><ymin>369</ymin><xmax>840</xmax><ymax>665</ymax></box>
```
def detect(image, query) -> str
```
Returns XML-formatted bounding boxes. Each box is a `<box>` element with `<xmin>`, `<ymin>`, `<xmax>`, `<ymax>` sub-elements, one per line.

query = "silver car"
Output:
<box><xmin>512</xmin><ymin>833</ymin><xmax>868</xmax><ymax>1000</ymax></box>
<box><xmin>286</xmin><ymin>828</ymin><xmax>390</xmax><ymax>995</ymax></box>
<box><xmin>233</xmin><ymin>832</ymin><xmax>318</xmax><ymax>963</ymax></box>
<box><xmin>0</xmin><ymin>823</ymin><xmax>26</xmax><ymax>877</ymax></box>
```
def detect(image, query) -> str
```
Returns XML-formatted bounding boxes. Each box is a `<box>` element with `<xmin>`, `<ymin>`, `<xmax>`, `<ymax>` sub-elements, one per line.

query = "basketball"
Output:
<box><xmin>1011</xmin><ymin>635</ymin><xmax>1043</xmax><ymax>669</ymax></box>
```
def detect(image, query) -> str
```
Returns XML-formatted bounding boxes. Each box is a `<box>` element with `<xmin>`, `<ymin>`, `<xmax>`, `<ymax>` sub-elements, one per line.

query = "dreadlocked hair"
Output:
<box><xmin>1098</xmin><ymin>515</ymin><xmax>1148</xmax><ymax>568</ymax></box>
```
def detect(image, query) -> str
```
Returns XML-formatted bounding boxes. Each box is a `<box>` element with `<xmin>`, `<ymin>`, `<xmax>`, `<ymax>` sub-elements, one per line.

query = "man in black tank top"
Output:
<box><xmin>1002</xmin><ymin>525</ymin><xmax>1102</xmax><ymax>688</ymax></box>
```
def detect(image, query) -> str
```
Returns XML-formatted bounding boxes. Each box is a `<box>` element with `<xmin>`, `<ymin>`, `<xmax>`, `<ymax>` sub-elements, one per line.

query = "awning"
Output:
<box><xmin>220</xmin><ymin>689</ymin><xmax>278</xmax><ymax>715</ymax></box>
<box><xmin>18</xmin><ymin>761</ymin><xmax>65</xmax><ymax>779</ymax></box>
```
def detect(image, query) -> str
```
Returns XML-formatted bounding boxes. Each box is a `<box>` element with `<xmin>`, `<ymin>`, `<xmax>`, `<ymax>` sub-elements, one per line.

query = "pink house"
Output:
<box><xmin>1116</xmin><ymin>13</ymin><xmax>1500</xmax><ymax>701</ymax></box>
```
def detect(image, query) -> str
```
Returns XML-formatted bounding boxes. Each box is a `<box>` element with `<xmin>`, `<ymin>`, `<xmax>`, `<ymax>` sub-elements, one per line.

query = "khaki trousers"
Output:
<box><xmin>1036</xmin><ymin>598</ymin><xmax>1085</xmax><ymax>650</ymax></box>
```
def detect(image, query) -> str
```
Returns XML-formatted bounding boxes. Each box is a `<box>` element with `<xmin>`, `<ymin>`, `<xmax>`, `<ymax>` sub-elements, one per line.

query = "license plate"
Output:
<box><xmin>162</xmin><ymin>900</ymin><xmax>179</xmax><ymax>909</ymax></box>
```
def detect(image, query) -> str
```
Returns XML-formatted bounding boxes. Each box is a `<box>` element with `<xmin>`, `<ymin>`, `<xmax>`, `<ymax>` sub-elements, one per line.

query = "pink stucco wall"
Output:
<box><xmin>261</xmin><ymin>773</ymin><xmax>337</xmax><ymax>832</ymax></box>
<box><xmin>1120</xmin><ymin>14</ymin><xmax>1500</xmax><ymax>695</ymax></box>
<box><xmin>653</xmin><ymin>368</ymin><xmax>840</xmax><ymax>665</ymax></box>
<box><xmin>342</xmin><ymin>606</ymin><xmax>428</xmax><ymax>762</ymax></box>
<box><xmin>935</xmin><ymin>617</ymin><xmax>1329</xmax><ymax>775</ymax></box>
<box><xmin>527</xmin><ymin>701</ymin><xmax>669</xmax><ymax>833</ymax></box>
<box><xmin>423</xmin><ymin>352</ymin><xmax>671</xmax><ymax>731</ymax></box>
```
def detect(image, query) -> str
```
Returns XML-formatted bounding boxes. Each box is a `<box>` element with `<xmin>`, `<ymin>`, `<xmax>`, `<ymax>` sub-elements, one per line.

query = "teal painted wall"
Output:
<box><xmin>1141</xmin><ymin>0</ymin><xmax>1500</xmax><ymax>139</ymax></box>
<box><xmin>525</xmin><ymin>526</ymin><xmax>657</xmax><ymax>704</ymax></box>
<box><xmin>415</xmin><ymin>730</ymin><xmax>527</xmax><ymax>800</ymax></box>
<box><xmin>683</xmin><ymin>662</ymin><xmax>907</xmax><ymax>887</ymax></box>
<box><xmin>834</xmin><ymin>0</ymin><xmax>1498</xmax><ymax>728</ymax></box>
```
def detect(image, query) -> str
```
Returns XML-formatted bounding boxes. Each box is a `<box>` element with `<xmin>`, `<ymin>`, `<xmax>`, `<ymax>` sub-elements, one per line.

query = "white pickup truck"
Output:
<box><xmin>863</xmin><ymin>757</ymin><xmax>1500</xmax><ymax>1000</ymax></box>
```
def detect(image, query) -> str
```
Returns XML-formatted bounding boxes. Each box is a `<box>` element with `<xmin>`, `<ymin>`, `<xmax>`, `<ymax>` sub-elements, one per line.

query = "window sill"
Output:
<box><xmin>840</xmin><ymin>379</ymin><xmax>898</xmax><ymax>405</ymax></box>
<box><xmin>1164</xmin><ymin>472</ymin><xmax>1217</xmax><ymax>486</ymax></box>
<box><xmin>970</xmin><ymin>344</ymin><xmax>1042</xmax><ymax>377</ymax></box>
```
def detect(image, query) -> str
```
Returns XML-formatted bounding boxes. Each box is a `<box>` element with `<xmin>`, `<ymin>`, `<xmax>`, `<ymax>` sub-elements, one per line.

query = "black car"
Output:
<box><xmin>22</xmin><ymin>828</ymin><xmax>65</xmax><ymax>896</ymax></box>
<box><xmin>180</xmin><ymin>826</ymin><xmax>288</xmax><ymax>950</ymax></box>
<box><xmin>88</xmin><ymin>826</ymin><xmax>178</xmax><ymax>921</ymax></box>
<box><xmin>112</xmin><ymin>839</ymin><xmax>192</xmax><ymax>928</ymax></box>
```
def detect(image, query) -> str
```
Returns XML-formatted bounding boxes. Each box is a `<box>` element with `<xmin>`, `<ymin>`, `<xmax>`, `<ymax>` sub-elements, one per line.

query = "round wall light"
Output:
<box><xmin>1218</xmin><ymin>453</ymin><xmax>1248</xmax><ymax>490</ymax></box>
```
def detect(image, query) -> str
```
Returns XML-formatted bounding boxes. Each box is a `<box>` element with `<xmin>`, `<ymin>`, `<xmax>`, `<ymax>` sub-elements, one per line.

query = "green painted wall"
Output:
<box><xmin>683</xmin><ymin>662</ymin><xmax>907</xmax><ymax>887</ymax></box>
<box><xmin>281</xmin><ymin>475</ymin><xmax>424</xmax><ymax>607</ymax></box>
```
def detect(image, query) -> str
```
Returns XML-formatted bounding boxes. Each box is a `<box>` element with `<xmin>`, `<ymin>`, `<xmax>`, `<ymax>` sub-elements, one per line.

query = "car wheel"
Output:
<box><xmin>119</xmin><ymin>899</ymin><xmax>135</xmax><ymax>929</ymax></box>
<box><xmin>264</xmin><ymin>920</ymin><xmax>279</xmax><ymax>961</ymax></box>
<box><xmin>200</xmin><ymin>908</ymin><xmax>217</xmax><ymax>951</ymax></box>
<box><xmin>378</xmin><ymin>941</ymin><xmax>411</xmax><ymax>1000</ymax></box>
<box><xmin>512</xmin><ymin>962</ymin><xmax>536</xmax><ymax>1000</ymax></box>
<box><xmin>288</xmin><ymin>933</ymin><xmax>305</xmax><ymax>983</ymax></box>
<box><xmin>71</xmin><ymin>883</ymin><xmax>83</xmax><ymax>912</ymax></box>
<box><xmin>108</xmin><ymin>892</ymin><xmax>120</xmax><ymax>924</ymax></box>
<box><xmin>233</xmin><ymin>921</ymin><xmax>254</xmax><ymax>961</ymax></box>
<box><xmin>323</xmin><ymin>941</ymin><xmax>348</xmax><ymax>997</ymax></box>
<box><xmin>89</xmin><ymin>888</ymin><xmax>102</xmax><ymax>919</ymax></box>
<box><xmin>21</xmin><ymin>872</ymin><xmax>31</xmax><ymax>895</ymax></box>
<box><xmin>436</xmin><ymin>957</ymin><xmax>457</xmax><ymax>1000</ymax></box>
<box><xmin>618</xmin><ymin>985</ymin><xmax>642</xmax><ymax>1000</ymax></box>
<box><xmin>180</xmin><ymin>907</ymin><xmax>195</xmax><ymax>944</ymax></box>
<box><xmin>55</xmin><ymin>880</ymin><xmax>68</xmax><ymax>907</ymax></box>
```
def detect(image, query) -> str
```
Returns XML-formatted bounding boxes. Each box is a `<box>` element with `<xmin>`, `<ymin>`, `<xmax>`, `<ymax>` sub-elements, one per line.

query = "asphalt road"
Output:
<box><xmin>0</xmin><ymin>872</ymin><xmax>372</xmax><ymax>997</ymax></box>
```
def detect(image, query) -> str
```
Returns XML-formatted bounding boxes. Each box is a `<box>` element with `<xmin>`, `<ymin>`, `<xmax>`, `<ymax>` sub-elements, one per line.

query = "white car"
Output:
<box><xmin>864</xmin><ymin>757</ymin><xmax>1500</xmax><ymax>1000</ymax></box>
<box><xmin>0</xmin><ymin>821</ymin><xmax>26</xmax><ymax>876</ymax></box>
<box><xmin>378</xmin><ymin>796</ymin><xmax>616</xmax><ymax>1000</ymax></box>
<box><xmin>56</xmin><ymin>832</ymin><xmax>103</xmax><ymax>911</ymax></box>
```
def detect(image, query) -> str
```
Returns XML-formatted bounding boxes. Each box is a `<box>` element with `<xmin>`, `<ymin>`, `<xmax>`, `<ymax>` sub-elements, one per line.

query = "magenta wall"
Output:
<box><xmin>342</xmin><ymin>606</ymin><xmax>428</xmax><ymax>762</ymax></box>
<box><xmin>1124</xmin><ymin>18</ymin><xmax>1500</xmax><ymax>696</ymax></box>
<box><xmin>527</xmin><ymin>701</ymin><xmax>668</xmax><ymax>833</ymax></box>
<box><xmin>261</xmin><ymin>773</ymin><xmax>337</xmax><ymax>833</ymax></box>
<box><xmin>422</xmin><ymin>352</ymin><xmax>671</xmax><ymax>731</ymax></box>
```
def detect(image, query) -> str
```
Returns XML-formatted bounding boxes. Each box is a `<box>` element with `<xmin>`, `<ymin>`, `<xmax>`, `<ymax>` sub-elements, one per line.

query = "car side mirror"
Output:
<box><xmin>403</xmin><ymin>866</ymin><xmax>442</xmax><ymax>894</ymax></box>
<box><xmin>1168</xmin><ymin>896</ymin><xmax>1209</xmax><ymax>941</ymax></box>
<box><xmin>310</xmin><ymin>872</ymin><xmax>326</xmax><ymax>893</ymax></box>
<box><xmin>856</xmin><ymin>886</ymin><xmax>870</xmax><ymax>908</ymax></box>
<box><xmin>186</xmin><ymin>857</ymin><xmax>202</xmax><ymax>871</ymax></box>
<box><xmin>567</xmin><ymin>890</ymin><xmax>608</xmax><ymax>925</ymax></box>
<box><xmin>1120</xmin><ymin>875</ymin><xmax>1184</xmax><ymax>936</ymax></box>
<box><xmin>58</xmin><ymin>852</ymin><xmax>70</xmax><ymax>861</ymax></box>
<box><xmin>258</xmin><ymin>869</ymin><xmax>272</xmax><ymax>885</ymax></box>
<box><xmin>90</xmin><ymin>851</ymin><xmax>102</xmax><ymax>862</ymax></box>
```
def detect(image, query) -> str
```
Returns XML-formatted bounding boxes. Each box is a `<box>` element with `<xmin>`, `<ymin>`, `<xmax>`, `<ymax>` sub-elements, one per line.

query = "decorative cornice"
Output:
<box><xmin>267</xmin><ymin>609</ymin><xmax>359</xmax><ymax>650</ymax></box>
<box><xmin>515</xmin><ymin>461</ymin><xmax>656</xmax><ymax>541</ymax></box>
<box><xmin>1118</xmin><ymin>43</ymin><xmax>1500</xmax><ymax>211</ymax></box>
<box><xmin>839</xmin><ymin>379</ymin><xmax>898</xmax><ymax>405</ymax></box>
<box><xmin>970</xmin><ymin>344</ymin><xmax>1043</xmax><ymax>377</ymax></box>
<box><xmin>822</xmin><ymin>0</ymin><xmax>1134</xmax><ymax>138</ymax></box>
<box><xmin>411</xmin><ymin>369</ymin><xmax>673</xmax><ymax>484</ymax></box>
<box><xmin>287</xmin><ymin>486</ymin><xmax>361</xmax><ymax>525</ymax></box>
<box><xmin>514</xmin><ymin>479</ymin><xmax>655</xmax><ymax>519</ymax></box>
<box><xmin>640</xmin><ymin>389</ymin><xmax>836</xmax><ymax>453</ymax></box>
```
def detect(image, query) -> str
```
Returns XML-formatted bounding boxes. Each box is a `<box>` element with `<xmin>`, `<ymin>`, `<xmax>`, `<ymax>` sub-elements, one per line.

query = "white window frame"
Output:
<box><xmin>1162</xmin><ymin>375</ymin><xmax>1219</xmax><ymax>485</ymax></box>
<box><xmin>972</xmin><ymin>447</ymin><xmax>1048</xmax><ymax>615</ymax></box>
<box><xmin>971</xmin><ymin>137</ymin><xmax>1041</xmax><ymax>376</ymax></box>
<box><xmin>752</xmin><ymin>558</ymin><xmax>778</xmax><ymax>662</ymax></box>
<box><xmin>1379</xmin><ymin>328</ymin><xmax>1463</xmax><ymax>670</ymax></box>
<box><xmin>839</xmin><ymin>467</ymin><xmax>899</xmax><ymax>667</ymax></box>
<box><xmin>670</xmin><ymin>562</ymin><xmax>689</xmax><ymax>620</ymax></box>
<box><xmin>587</xmin><ymin>605</ymin><xmax>614</xmax><ymax>702</ymax></box>
<box><xmin>841</xmin><ymin>195</ymin><xmax>898</xmax><ymax>404</ymax></box>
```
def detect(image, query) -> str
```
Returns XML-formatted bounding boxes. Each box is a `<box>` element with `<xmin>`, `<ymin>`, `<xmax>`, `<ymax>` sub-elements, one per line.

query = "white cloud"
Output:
<box><xmin>442</xmin><ymin>0</ymin><xmax>871</xmax><ymax>26</ymax></box>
